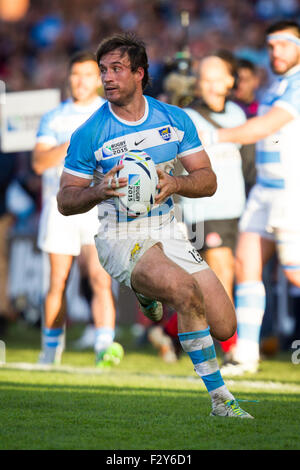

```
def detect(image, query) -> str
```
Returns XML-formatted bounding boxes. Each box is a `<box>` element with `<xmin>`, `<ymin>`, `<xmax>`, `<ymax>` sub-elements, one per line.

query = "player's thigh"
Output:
<box><xmin>235</xmin><ymin>231</ymin><xmax>275</xmax><ymax>283</ymax></box>
<box><xmin>192</xmin><ymin>268</ymin><xmax>236</xmax><ymax>341</ymax></box>
<box><xmin>48</xmin><ymin>252</ymin><xmax>73</xmax><ymax>288</ymax></box>
<box><xmin>80</xmin><ymin>243</ymin><xmax>112</xmax><ymax>288</ymax></box>
<box><xmin>131</xmin><ymin>243</ymin><xmax>197</xmax><ymax>307</ymax></box>
<box><xmin>204</xmin><ymin>247</ymin><xmax>235</xmax><ymax>279</ymax></box>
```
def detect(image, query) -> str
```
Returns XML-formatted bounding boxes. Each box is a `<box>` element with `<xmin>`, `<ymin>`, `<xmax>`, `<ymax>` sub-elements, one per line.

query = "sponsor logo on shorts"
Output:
<box><xmin>130</xmin><ymin>243</ymin><xmax>142</xmax><ymax>261</ymax></box>
<box><xmin>158</xmin><ymin>126</ymin><xmax>171</xmax><ymax>141</ymax></box>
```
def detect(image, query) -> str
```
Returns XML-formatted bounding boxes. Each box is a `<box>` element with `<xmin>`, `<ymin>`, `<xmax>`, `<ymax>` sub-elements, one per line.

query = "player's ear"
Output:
<box><xmin>135</xmin><ymin>66</ymin><xmax>144</xmax><ymax>84</ymax></box>
<box><xmin>225</xmin><ymin>74</ymin><xmax>235</xmax><ymax>91</ymax></box>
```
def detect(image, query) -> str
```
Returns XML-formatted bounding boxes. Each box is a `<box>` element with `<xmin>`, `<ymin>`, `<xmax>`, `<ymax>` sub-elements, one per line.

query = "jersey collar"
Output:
<box><xmin>283</xmin><ymin>64</ymin><xmax>300</xmax><ymax>77</ymax></box>
<box><xmin>108</xmin><ymin>96</ymin><xmax>149</xmax><ymax>126</ymax></box>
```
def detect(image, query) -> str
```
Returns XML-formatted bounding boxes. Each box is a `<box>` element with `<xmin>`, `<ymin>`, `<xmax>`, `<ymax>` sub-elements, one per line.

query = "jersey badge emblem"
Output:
<box><xmin>158</xmin><ymin>126</ymin><xmax>171</xmax><ymax>141</ymax></box>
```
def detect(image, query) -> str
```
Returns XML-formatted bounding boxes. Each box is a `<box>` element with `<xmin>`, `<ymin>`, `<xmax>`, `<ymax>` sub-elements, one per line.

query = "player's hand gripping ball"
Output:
<box><xmin>115</xmin><ymin>150</ymin><xmax>158</xmax><ymax>217</ymax></box>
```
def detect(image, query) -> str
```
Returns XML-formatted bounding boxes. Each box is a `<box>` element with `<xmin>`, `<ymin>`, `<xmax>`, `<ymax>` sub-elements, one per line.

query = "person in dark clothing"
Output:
<box><xmin>0</xmin><ymin>153</ymin><xmax>16</xmax><ymax>335</ymax></box>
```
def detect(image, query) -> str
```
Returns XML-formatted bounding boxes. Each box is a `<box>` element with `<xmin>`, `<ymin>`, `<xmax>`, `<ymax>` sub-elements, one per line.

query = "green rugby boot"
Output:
<box><xmin>135</xmin><ymin>292</ymin><xmax>163</xmax><ymax>322</ymax></box>
<box><xmin>211</xmin><ymin>399</ymin><xmax>254</xmax><ymax>419</ymax></box>
<box><xmin>96</xmin><ymin>342</ymin><xmax>124</xmax><ymax>368</ymax></box>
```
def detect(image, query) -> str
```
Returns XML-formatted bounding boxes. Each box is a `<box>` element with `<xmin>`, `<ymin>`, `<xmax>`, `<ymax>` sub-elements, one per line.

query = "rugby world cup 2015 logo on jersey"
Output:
<box><xmin>102</xmin><ymin>140</ymin><xmax>128</xmax><ymax>159</ymax></box>
<box><xmin>128</xmin><ymin>174</ymin><xmax>141</xmax><ymax>202</ymax></box>
<box><xmin>158</xmin><ymin>126</ymin><xmax>171</xmax><ymax>141</ymax></box>
<box><xmin>102</xmin><ymin>145</ymin><xmax>114</xmax><ymax>158</ymax></box>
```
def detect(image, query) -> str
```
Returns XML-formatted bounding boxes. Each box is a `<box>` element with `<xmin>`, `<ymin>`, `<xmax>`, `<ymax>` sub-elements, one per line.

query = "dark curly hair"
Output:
<box><xmin>96</xmin><ymin>32</ymin><xmax>149</xmax><ymax>90</ymax></box>
<box><xmin>266</xmin><ymin>20</ymin><xmax>300</xmax><ymax>38</ymax></box>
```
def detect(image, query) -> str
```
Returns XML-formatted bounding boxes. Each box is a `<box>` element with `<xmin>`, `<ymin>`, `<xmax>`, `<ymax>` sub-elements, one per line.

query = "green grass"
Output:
<box><xmin>1</xmin><ymin>321</ymin><xmax>300</xmax><ymax>450</ymax></box>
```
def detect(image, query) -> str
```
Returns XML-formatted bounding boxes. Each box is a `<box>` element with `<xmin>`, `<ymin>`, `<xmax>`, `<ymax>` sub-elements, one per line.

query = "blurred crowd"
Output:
<box><xmin>1</xmin><ymin>0</ymin><xmax>300</xmax><ymax>94</ymax></box>
<box><xmin>2</xmin><ymin>0</ymin><xmax>300</xmax><ymax>219</ymax></box>
<box><xmin>1</xmin><ymin>0</ymin><xmax>300</xmax><ymax>352</ymax></box>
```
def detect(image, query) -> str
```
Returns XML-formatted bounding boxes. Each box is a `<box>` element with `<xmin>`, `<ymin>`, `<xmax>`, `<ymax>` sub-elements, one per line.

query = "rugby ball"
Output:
<box><xmin>115</xmin><ymin>150</ymin><xmax>158</xmax><ymax>217</ymax></box>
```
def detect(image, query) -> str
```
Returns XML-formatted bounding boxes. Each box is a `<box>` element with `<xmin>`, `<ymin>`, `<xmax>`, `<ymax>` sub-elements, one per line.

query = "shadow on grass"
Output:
<box><xmin>1</xmin><ymin>379</ymin><xmax>300</xmax><ymax>450</ymax></box>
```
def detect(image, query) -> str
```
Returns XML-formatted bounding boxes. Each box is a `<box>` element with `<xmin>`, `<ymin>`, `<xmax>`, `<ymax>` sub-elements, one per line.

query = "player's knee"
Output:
<box><xmin>209</xmin><ymin>301</ymin><xmax>237</xmax><ymax>342</ymax></box>
<box><xmin>172</xmin><ymin>277</ymin><xmax>204</xmax><ymax>316</ymax></box>
<box><xmin>217</xmin><ymin>264</ymin><xmax>234</xmax><ymax>287</ymax></box>
<box><xmin>218</xmin><ymin>321</ymin><xmax>237</xmax><ymax>342</ymax></box>
<box><xmin>49</xmin><ymin>273</ymin><xmax>69</xmax><ymax>294</ymax></box>
<box><xmin>89</xmin><ymin>270</ymin><xmax>112</xmax><ymax>292</ymax></box>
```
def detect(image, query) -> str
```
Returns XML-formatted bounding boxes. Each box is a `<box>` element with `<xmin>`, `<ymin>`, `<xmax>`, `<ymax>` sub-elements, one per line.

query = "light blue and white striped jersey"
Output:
<box><xmin>36</xmin><ymin>96</ymin><xmax>104</xmax><ymax>201</ymax></box>
<box><xmin>256</xmin><ymin>65</ymin><xmax>300</xmax><ymax>191</ymax></box>
<box><xmin>178</xmin><ymin>101</ymin><xmax>246</xmax><ymax>222</ymax></box>
<box><xmin>64</xmin><ymin>95</ymin><xmax>203</xmax><ymax>223</ymax></box>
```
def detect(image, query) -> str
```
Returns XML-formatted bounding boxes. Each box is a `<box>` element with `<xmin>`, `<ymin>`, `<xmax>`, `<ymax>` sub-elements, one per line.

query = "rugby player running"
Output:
<box><xmin>57</xmin><ymin>33</ymin><xmax>253</xmax><ymax>418</ymax></box>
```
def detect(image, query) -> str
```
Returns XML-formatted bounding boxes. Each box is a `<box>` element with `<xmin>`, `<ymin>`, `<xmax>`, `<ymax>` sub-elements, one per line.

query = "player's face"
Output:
<box><xmin>197</xmin><ymin>58</ymin><xmax>233</xmax><ymax>112</ymax></box>
<box><xmin>234</xmin><ymin>68</ymin><xmax>259</xmax><ymax>103</ymax></box>
<box><xmin>69</xmin><ymin>60</ymin><xmax>101</xmax><ymax>103</ymax></box>
<box><xmin>268</xmin><ymin>31</ymin><xmax>300</xmax><ymax>75</ymax></box>
<box><xmin>99</xmin><ymin>50</ymin><xmax>144</xmax><ymax>106</ymax></box>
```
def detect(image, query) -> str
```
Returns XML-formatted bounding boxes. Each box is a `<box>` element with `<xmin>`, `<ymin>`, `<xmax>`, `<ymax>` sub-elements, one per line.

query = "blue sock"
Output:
<box><xmin>235</xmin><ymin>281</ymin><xmax>266</xmax><ymax>363</ymax></box>
<box><xmin>179</xmin><ymin>328</ymin><xmax>234</xmax><ymax>403</ymax></box>
<box><xmin>41</xmin><ymin>327</ymin><xmax>65</xmax><ymax>364</ymax></box>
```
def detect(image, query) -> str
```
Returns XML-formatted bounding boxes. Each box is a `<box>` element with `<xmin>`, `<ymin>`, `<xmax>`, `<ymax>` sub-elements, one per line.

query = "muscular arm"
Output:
<box><xmin>155</xmin><ymin>149</ymin><xmax>217</xmax><ymax>204</ymax></box>
<box><xmin>32</xmin><ymin>141</ymin><xmax>70</xmax><ymax>175</ymax></box>
<box><xmin>57</xmin><ymin>164</ymin><xmax>127</xmax><ymax>216</ymax></box>
<box><xmin>217</xmin><ymin>106</ymin><xmax>294</xmax><ymax>145</ymax></box>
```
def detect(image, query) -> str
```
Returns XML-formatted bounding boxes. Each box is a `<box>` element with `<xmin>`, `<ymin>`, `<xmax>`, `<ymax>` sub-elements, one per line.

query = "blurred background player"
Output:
<box><xmin>232</xmin><ymin>58</ymin><xmax>259</xmax><ymax>197</ymax></box>
<box><xmin>32</xmin><ymin>51</ymin><xmax>118</xmax><ymax>366</ymax></box>
<box><xmin>233</xmin><ymin>58</ymin><xmax>260</xmax><ymax>119</ymax></box>
<box><xmin>0</xmin><ymin>154</ymin><xmax>17</xmax><ymax>336</ymax></box>
<box><xmin>211</xmin><ymin>20</ymin><xmax>300</xmax><ymax>375</ymax></box>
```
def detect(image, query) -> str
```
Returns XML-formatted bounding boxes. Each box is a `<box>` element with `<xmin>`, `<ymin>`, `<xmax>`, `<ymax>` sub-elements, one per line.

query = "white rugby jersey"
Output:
<box><xmin>179</xmin><ymin>101</ymin><xmax>246</xmax><ymax>222</ymax></box>
<box><xmin>256</xmin><ymin>65</ymin><xmax>300</xmax><ymax>192</ymax></box>
<box><xmin>64</xmin><ymin>95</ymin><xmax>203</xmax><ymax>223</ymax></box>
<box><xmin>36</xmin><ymin>96</ymin><xmax>104</xmax><ymax>202</ymax></box>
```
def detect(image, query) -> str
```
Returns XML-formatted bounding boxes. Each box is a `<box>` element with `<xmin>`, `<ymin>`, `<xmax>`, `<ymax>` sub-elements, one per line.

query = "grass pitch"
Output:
<box><xmin>1</xmin><ymin>321</ymin><xmax>300</xmax><ymax>450</ymax></box>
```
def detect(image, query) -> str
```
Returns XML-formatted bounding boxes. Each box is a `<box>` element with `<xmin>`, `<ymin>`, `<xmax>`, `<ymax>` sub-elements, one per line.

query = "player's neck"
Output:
<box><xmin>206</xmin><ymin>99</ymin><xmax>226</xmax><ymax>113</ymax></box>
<box><xmin>110</xmin><ymin>95</ymin><xmax>146</xmax><ymax>122</ymax></box>
<box><xmin>72</xmin><ymin>95</ymin><xmax>99</xmax><ymax>107</ymax></box>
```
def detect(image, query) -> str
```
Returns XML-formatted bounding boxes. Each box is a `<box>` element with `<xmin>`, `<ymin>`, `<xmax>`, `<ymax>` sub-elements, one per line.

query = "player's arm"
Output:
<box><xmin>57</xmin><ymin>165</ymin><xmax>127</xmax><ymax>216</ymax></box>
<box><xmin>217</xmin><ymin>106</ymin><xmax>294</xmax><ymax>145</ymax></box>
<box><xmin>32</xmin><ymin>141</ymin><xmax>70</xmax><ymax>175</ymax></box>
<box><xmin>155</xmin><ymin>149</ymin><xmax>217</xmax><ymax>204</ymax></box>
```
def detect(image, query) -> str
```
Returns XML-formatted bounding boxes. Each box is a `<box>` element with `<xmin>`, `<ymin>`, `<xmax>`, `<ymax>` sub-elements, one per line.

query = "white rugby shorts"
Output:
<box><xmin>38</xmin><ymin>196</ymin><xmax>99</xmax><ymax>255</ymax></box>
<box><xmin>94</xmin><ymin>215</ymin><xmax>209</xmax><ymax>288</ymax></box>
<box><xmin>239</xmin><ymin>184</ymin><xmax>300</xmax><ymax>265</ymax></box>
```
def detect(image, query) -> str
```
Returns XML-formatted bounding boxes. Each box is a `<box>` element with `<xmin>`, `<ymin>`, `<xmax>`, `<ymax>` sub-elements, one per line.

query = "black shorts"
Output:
<box><xmin>201</xmin><ymin>218</ymin><xmax>239</xmax><ymax>253</ymax></box>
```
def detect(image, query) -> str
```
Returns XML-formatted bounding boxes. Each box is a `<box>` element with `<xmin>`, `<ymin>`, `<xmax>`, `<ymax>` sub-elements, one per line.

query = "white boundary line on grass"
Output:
<box><xmin>2</xmin><ymin>362</ymin><xmax>300</xmax><ymax>393</ymax></box>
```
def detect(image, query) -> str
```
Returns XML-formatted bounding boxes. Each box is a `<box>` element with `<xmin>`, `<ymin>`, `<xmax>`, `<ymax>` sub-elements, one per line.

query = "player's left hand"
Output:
<box><xmin>155</xmin><ymin>168</ymin><xmax>179</xmax><ymax>204</ymax></box>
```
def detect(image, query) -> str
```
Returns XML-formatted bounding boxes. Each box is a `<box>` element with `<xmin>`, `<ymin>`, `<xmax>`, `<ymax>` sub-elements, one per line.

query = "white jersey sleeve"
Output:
<box><xmin>36</xmin><ymin>110</ymin><xmax>59</xmax><ymax>146</ymax></box>
<box><xmin>274</xmin><ymin>78</ymin><xmax>300</xmax><ymax>117</ymax></box>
